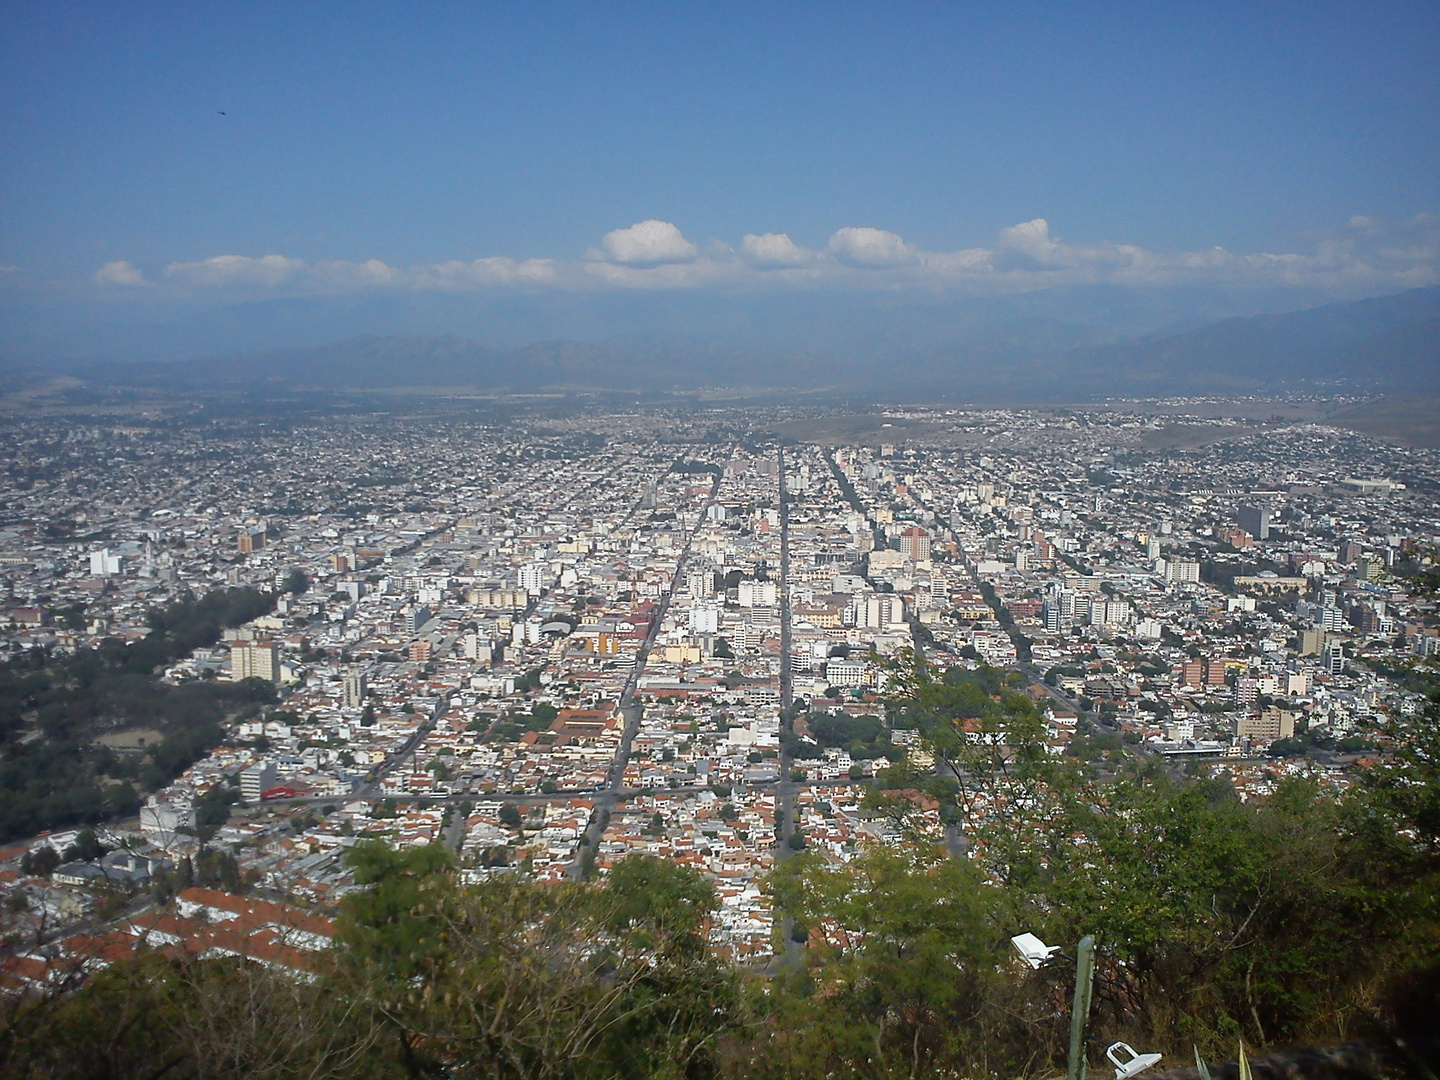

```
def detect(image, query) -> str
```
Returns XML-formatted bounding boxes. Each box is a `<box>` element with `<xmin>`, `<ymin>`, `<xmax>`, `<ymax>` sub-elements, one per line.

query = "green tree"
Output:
<box><xmin>1028</xmin><ymin>772</ymin><xmax>1431</xmax><ymax>1054</ymax></box>
<box><xmin>601</xmin><ymin>853</ymin><xmax>715</xmax><ymax>952</ymax></box>
<box><xmin>20</xmin><ymin>846</ymin><xmax>60</xmax><ymax>876</ymax></box>
<box><xmin>887</xmin><ymin>650</ymin><xmax>1065</xmax><ymax>847</ymax></box>
<box><xmin>336</xmin><ymin>841</ymin><xmax>455</xmax><ymax>989</ymax></box>
<box><xmin>62</xmin><ymin>829</ymin><xmax>107</xmax><ymax>863</ymax></box>
<box><xmin>1</xmin><ymin>920</ymin><xmax>402</xmax><ymax>1080</ymax></box>
<box><xmin>333</xmin><ymin>850</ymin><xmax>736</xmax><ymax>1079</ymax></box>
<box><xmin>765</xmin><ymin>846</ymin><xmax>1027</xmax><ymax>1078</ymax></box>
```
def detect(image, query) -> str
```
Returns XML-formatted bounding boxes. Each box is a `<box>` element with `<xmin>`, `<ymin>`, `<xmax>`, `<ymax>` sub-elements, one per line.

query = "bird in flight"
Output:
<box><xmin>217</xmin><ymin>110</ymin><xmax>227</xmax><ymax>116</ymax></box>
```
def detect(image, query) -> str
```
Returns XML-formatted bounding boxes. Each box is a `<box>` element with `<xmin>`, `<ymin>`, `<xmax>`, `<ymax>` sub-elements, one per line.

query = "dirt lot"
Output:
<box><xmin>1327</xmin><ymin>396</ymin><xmax>1440</xmax><ymax>448</ymax></box>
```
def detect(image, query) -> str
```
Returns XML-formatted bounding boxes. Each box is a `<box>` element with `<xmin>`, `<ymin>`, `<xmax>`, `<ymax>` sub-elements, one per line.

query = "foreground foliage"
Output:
<box><xmin>1</xmin><ymin>850</ymin><xmax>739</xmax><ymax>1080</ymax></box>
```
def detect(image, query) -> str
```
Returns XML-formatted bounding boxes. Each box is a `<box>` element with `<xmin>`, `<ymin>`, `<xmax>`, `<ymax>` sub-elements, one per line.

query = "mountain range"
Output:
<box><xmin>6</xmin><ymin>285</ymin><xmax>1438</xmax><ymax>402</ymax></box>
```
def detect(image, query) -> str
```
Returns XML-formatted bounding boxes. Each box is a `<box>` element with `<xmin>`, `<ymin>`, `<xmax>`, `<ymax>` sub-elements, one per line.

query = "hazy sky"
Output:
<box><xmin>2</xmin><ymin>1</ymin><xmax>1437</xmax><ymax>309</ymax></box>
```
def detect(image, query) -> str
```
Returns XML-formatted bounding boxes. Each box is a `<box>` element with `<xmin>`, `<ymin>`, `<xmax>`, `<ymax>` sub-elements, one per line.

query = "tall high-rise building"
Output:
<box><xmin>1237</xmin><ymin>504</ymin><xmax>1270</xmax><ymax>541</ymax></box>
<box><xmin>858</xmin><ymin>593</ymin><xmax>905</xmax><ymax>630</ymax></box>
<box><xmin>404</xmin><ymin>605</ymin><xmax>433</xmax><ymax>636</ymax></box>
<box><xmin>737</xmin><ymin>580</ymin><xmax>778</xmax><ymax>608</ymax></box>
<box><xmin>342</xmin><ymin>667</ymin><xmax>367</xmax><ymax>708</ymax></box>
<box><xmin>1057</xmin><ymin>588</ymin><xmax>1077</xmax><ymax>622</ymax></box>
<box><xmin>463</xmin><ymin>632</ymin><xmax>496</xmax><ymax>664</ymax></box>
<box><xmin>1166</xmin><ymin>559</ymin><xmax>1201</xmax><ymax>584</ymax></box>
<box><xmin>237</xmin><ymin>530</ymin><xmax>267</xmax><ymax>554</ymax></box>
<box><xmin>240</xmin><ymin>760</ymin><xmax>278</xmax><ymax>803</ymax></box>
<box><xmin>89</xmin><ymin>548</ymin><xmax>123</xmax><ymax>576</ymax></box>
<box><xmin>1322</xmin><ymin>643</ymin><xmax>1345</xmax><ymax>675</ymax></box>
<box><xmin>898</xmin><ymin>526</ymin><xmax>932</xmax><ymax>562</ymax></box>
<box><xmin>689</xmin><ymin>602</ymin><xmax>720</xmax><ymax>636</ymax></box>
<box><xmin>518</xmin><ymin>562</ymin><xmax>548</xmax><ymax>594</ymax></box>
<box><xmin>231</xmin><ymin>640</ymin><xmax>278</xmax><ymax>682</ymax></box>
<box><xmin>1087</xmin><ymin>599</ymin><xmax>1130</xmax><ymax>627</ymax></box>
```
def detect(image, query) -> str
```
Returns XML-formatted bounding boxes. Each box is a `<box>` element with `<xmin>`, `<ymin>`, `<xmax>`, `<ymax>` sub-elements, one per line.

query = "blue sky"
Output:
<box><xmin>1</xmin><ymin>1</ymin><xmax>1437</xmax><ymax>319</ymax></box>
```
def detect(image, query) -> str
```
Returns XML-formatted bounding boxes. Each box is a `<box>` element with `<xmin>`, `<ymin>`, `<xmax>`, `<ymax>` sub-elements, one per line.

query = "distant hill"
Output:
<box><xmin>1060</xmin><ymin>285</ymin><xmax>1440</xmax><ymax>395</ymax></box>
<box><xmin>244</xmin><ymin>335</ymin><xmax>511</xmax><ymax>389</ymax></box>
<box><xmin>14</xmin><ymin>285</ymin><xmax>1439</xmax><ymax>401</ymax></box>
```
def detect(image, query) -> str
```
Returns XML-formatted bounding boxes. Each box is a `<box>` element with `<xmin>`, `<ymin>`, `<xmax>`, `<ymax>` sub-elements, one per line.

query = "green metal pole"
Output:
<box><xmin>1068</xmin><ymin>935</ymin><xmax>1096</xmax><ymax>1080</ymax></box>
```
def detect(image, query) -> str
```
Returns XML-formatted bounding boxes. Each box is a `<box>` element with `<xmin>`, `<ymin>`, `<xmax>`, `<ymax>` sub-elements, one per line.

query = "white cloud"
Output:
<box><xmin>311</xmin><ymin>258</ymin><xmax>404</xmax><ymax>289</ymax></box>
<box><xmin>95</xmin><ymin>260</ymin><xmax>146</xmax><ymax>287</ymax></box>
<box><xmin>740</xmin><ymin>232</ymin><xmax>812</xmax><ymax>268</ymax></box>
<box><xmin>995</xmin><ymin>218</ymin><xmax>1062</xmax><ymax>268</ymax></box>
<box><xmin>166</xmin><ymin>254</ymin><xmax>305</xmax><ymax>288</ymax></box>
<box><xmin>596</xmin><ymin>220</ymin><xmax>699</xmax><ymax>266</ymax></box>
<box><xmin>827</xmin><ymin>226</ymin><xmax>916</xmax><ymax>267</ymax></box>
<box><xmin>94</xmin><ymin>213</ymin><xmax>1439</xmax><ymax>301</ymax></box>
<box><xmin>917</xmin><ymin>246</ymin><xmax>993</xmax><ymax>276</ymax></box>
<box><xmin>408</xmin><ymin>257</ymin><xmax>562</xmax><ymax>291</ymax></box>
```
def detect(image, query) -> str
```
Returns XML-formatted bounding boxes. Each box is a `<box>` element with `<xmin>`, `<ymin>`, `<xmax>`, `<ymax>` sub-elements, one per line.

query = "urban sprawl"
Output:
<box><xmin>1</xmin><ymin>402</ymin><xmax>1436</xmax><ymax>986</ymax></box>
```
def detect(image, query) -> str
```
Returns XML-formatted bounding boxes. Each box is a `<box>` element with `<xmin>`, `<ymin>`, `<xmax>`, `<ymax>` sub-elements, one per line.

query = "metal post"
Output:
<box><xmin>1068</xmin><ymin>935</ymin><xmax>1096</xmax><ymax>1080</ymax></box>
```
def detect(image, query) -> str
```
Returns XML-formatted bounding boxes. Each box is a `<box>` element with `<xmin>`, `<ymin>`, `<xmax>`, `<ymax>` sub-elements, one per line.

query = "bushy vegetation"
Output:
<box><xmin>0</xmin><ymin>848</ymin><xmax>737</xmax><ymax>1080</ymax></box>
<box><xmin>1</xmin><ymin>653</ymin><xmax>1437</xmax><ymax>1078</ymax></box>
<box><xmin>786</xmin><ymin>711</ymin><xmax>899</xmax><ymax>762</ymax></box>
<box><xmin>0</xmin><ymin>588</ymin><xmax>277</xmax><ymax>840</ymax></box>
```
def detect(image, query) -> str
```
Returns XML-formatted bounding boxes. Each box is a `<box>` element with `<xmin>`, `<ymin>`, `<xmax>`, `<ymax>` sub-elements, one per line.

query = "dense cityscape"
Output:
<box><xmin>0</xmin><ymin>400</ymin><xmax>1434</xmax><ymax>986</ymax></box>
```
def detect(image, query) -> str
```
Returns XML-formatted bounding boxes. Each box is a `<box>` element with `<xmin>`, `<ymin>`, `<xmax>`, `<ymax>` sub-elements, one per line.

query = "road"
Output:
<box><xmin>441</xmin><ymin>800</ymin><xmax>467</xmax><ymax>851</ymax></box>
<box><xmin>776</xmin><ymin>443</ymin><xmax>797</xmax><ymax>856</ymax></box>
<box><xmin>334</xmin><ymin>775</ymin><xmax>875</xmax><ymax>808</ymax></box>
<box><xmin>566</xmin><ymin>468</ymin><xmax>724</xmax><ymax>878</ymax></box>
<box><xmin>352</xmin><ymin>702</ymin><xmax>447</xmax><ymax>802</ymax></box>
<box><xmin>772</xmin><ymin>443</ymin><xmax>804</xmax><ymax>963</ymax></box>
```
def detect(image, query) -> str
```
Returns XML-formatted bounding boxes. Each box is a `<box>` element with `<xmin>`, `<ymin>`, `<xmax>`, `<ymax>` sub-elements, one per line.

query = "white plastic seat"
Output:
<box><xmin>1107</xmin><ymin>1041</ymin><xmax>1162</xmax><ymax>1080</ymax></box>
<box><xmin>1009</xmin><ymin>932</ymin><xmax>1062</xmax><ymax>969</ymax></box>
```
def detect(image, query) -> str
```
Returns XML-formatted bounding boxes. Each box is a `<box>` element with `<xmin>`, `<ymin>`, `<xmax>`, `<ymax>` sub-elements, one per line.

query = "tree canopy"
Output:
<box><xmin>0</xmin><ymin>587</ymin><xmax>276</xmax><ymax>840</ymax></box>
